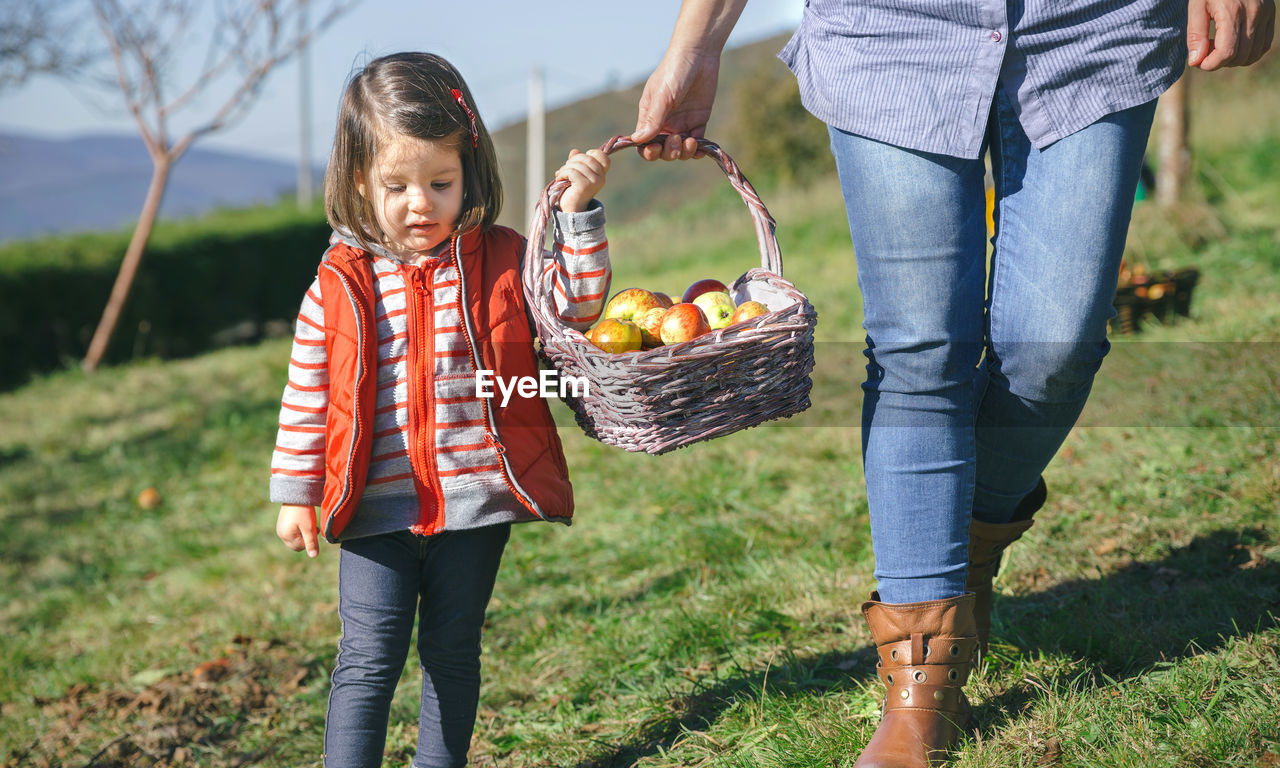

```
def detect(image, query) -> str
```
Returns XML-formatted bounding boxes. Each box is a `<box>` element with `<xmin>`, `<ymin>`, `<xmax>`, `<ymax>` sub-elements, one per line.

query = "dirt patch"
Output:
<box><xmin>6</xmin><ymin>635</ymin><xmax>320</xmax><ymax>768</ymax></box>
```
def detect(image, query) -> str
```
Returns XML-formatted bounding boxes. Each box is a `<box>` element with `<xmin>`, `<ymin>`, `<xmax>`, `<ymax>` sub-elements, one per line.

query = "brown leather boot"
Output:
<box><xmin>966</xmin><ymin>477</ymin><xmax>1046</xmax><ymax>653</ymax></box>
<box><xmin>853</xmin><ymin>592</ymin><xmax>979</xmax><ymax>768</ymax></box>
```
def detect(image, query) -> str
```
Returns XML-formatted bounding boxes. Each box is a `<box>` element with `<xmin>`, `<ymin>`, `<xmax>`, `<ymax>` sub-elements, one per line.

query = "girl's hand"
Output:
<box><xmin>556</xmin><ymin>149</ymin><xmax>610</xmax><ymax>213</ymax></box>
<box><xmin>276</xmin><ymin>504</ymin><xmax>320</xmax><ymax>558</ymax></box>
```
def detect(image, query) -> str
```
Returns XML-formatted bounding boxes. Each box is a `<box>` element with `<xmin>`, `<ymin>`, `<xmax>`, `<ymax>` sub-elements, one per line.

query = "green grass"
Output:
<box><xmin>4</xmin><ymin>62</ymin><xmax>1280</xmax><ymax>767</ymax></box>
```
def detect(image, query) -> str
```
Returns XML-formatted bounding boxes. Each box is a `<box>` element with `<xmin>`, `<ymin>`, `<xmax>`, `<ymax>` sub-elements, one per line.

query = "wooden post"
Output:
<box><xmin>296</xmin><ymin>0</ymin><xmax>314</xmax><ymax>208</ymax></box>
<box><xmin>1155</xmin><ymin>74</ymin><xmax>1189</xmax><ymax>207</ymax></box>
<box><xmin>527</xmin><ymin>67</ymin><xmax>545</xmax><ymax>220</ymax></box>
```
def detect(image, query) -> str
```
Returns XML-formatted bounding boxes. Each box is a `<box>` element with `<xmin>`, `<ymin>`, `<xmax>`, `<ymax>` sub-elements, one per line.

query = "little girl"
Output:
<box><xmin>270</xmin><ymin>52</ymin><xmax>612</xmax><ymax>767</ymax></box>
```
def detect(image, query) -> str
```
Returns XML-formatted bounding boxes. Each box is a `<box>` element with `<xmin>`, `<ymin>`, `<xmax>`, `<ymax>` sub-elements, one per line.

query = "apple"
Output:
<box><xmin>652</xmin><ymin>291</ymin><xmax>674</xmax><ymax>309</ymax></box>
<box><xmin>589</xmin><ymin>318</ymin><xmax>642</xmax><ymax>353</ymax></box>
<box><xmin>636</xmin><ymin>306</ymin><xmax>666</xmax><ymax>348</ymax></box>
<box><xmin>681</xmin><ymin>278</ymin><xmax>729</xmax><ymax>305</ymax></box>
<box><xmin>659</xmin><ymin>303</ymin><xmax>710</xmax><ymax>345</ymax></box>
<box><xmin>729</xmin><ymin>300</ymin><xmax>769</xmax><ymax>325</ymax></box>
<box><xmin>692</xmin><ymin>291</ymin><xmax>735</xmax><ymax>330</ymax></box>
<box><xmin>137</xmin><ymin>487</ymin><xmax>162</xmax><ymax>509</ymax></box>
<box><xmin>604</xmin><ymin>288</ymin><xmax>663</xmax><ymax>322</ymax></box>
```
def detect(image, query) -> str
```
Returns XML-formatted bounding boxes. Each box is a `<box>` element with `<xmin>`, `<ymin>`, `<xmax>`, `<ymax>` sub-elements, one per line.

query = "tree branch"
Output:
<box><xmin>179</xmin><ymin>0</ymin><xmax>352</xmax><ymax>153</ymax></box>
<box><xmin>92</xmin><ymin>0</ymin><xmax>160</xmax><ymax>155</ymax></box>
<box><xmin>0</xmin><ymin>1</ymin><xmax>99</xmax><ymax>90</ymax></box>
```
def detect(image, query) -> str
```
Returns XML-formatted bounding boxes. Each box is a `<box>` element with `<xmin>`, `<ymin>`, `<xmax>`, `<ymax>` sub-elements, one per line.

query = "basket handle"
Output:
<box><xmin>523</xmin><ymin>134</ymin><xmax>782</xmax><ymax>335</ymax></box>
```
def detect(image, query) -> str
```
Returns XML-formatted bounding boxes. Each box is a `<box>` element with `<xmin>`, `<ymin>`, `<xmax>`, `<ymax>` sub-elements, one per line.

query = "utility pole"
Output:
<box><xmin>296</xmin><ymin>0</ymin><xmax>314</xmax><ymax>208</ymax></box>
<box><xmin>527</xmin><ymin>67</ymin><xmax>545</xmax><ymax>220</ymax></box>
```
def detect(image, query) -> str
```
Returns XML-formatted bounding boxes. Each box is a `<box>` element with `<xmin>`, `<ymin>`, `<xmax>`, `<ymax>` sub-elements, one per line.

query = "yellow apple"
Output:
<box><xmin>692</xmin><ymin>291</ymin><xmax>736</xmax><ymax>330</ymax></box>
<box><xmin>604</xmin><ymin>288</ymin><xmax>663</xmax><ymax>322</ymax></box>
<box><xmin>589</xmin><ymin>318</ymin><xmax>642</xmax><ymax>353</ymax></box>
<box><xmin>729</xmin><ymin>300</ymin><xmax>769</xmax><ymax>325</ymax></box>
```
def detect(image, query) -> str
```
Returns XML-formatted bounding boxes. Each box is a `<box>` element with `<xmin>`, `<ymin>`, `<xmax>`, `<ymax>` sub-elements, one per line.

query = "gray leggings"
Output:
<box><xmin>324</xmin><ymin>525</ymin><xmax>511</xmax><ymax>768</ymax></box>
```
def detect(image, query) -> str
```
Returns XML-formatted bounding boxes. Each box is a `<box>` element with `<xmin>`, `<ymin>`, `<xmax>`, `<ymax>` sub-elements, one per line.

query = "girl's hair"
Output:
<box><xmin>325</xmin><ymin>52</ymin><xmax>502</xmax><ymax>249</ymax></box>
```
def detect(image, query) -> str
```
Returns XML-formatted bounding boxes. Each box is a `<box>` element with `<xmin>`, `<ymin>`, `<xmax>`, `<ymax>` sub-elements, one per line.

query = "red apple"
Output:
<box><xmin>659</xmin><ymin>303</ymin><xmax>710</xmax><ymax>345</ymax></box>
<box><xmin>652</xmin><ymin>291</ymin><xmax>674</xmax><ymax>309</ymax></box>
<box><xmin>604</xmin><ymin>288</ymin><xmax>663</xmax><ymax>322</ymax></box>
<box><xmin>692</xmin><ymin>291</ymin><xmax>735</xmax><ymax>330</ymax></box>
<box><xmin>681</xmin><ymin>278</ymin><xmax>729</xmax><ymax>305</ymax></box>
<box><xmin>636</xmin><ymin>307</ymin><xmax>667</xmax><ymax>348</ymax></box>
<box><xmin>589</xmin><ymin>318</ymin><xmax>643</xmax><ymax>353</ymax></box>
<box><xmin>729</xmin><ymin>300</ymin><xmax>769</xmax><ymax>325</ymax></box>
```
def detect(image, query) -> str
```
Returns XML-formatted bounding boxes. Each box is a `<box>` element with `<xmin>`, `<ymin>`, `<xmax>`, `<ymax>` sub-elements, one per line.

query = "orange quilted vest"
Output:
<box><xmin>316</xmin><ymin>226</ymin><xmax>574</xmax><ymax>541</ymax></box>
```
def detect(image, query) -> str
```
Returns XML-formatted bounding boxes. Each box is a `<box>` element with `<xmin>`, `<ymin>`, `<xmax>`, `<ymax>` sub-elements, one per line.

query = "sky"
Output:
<box><xmin>0</xmin><ymin>0</ymin><xmax>802</xmax><ymax>165</ymax></box>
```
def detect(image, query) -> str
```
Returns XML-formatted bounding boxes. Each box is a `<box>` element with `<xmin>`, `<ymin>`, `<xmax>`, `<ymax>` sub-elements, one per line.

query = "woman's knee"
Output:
<box><xmin>864</xmin><ymin>336</ymin><xmax>984</xmax><ymax>399</ymax></box>
<box><xmin>994</xmin><ymin>339</ymin><xmax>1108</xmax><ymax>403</ymax></box>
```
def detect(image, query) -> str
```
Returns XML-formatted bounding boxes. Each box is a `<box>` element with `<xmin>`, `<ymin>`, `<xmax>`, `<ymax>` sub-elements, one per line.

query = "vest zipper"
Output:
<box><xmin>452</xmin><ymin>237</ymin><xmax>544</xmax><ymax>520</ymax></box>
<box><xmin>404</xmin><ymin>260</ymin><xmax>444</xmax><ymax>535</ymax></box>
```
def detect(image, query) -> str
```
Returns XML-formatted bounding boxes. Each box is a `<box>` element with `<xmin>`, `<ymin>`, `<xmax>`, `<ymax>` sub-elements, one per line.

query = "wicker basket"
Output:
<box><xmin>523</xmin><ymin>135</ymin><xmax>818</xmax><ymax>455</ymax></box>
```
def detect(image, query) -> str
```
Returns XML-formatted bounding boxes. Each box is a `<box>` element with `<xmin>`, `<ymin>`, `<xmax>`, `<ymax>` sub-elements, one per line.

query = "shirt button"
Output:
<box><xmin>991</xmin><ymin>30</ymin><xmax>1003</xmax><ymax>42</ymax></box>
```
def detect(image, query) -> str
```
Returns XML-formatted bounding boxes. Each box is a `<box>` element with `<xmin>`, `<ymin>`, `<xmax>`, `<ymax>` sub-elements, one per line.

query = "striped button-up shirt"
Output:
<box><xmin>780</xmin><ymin>0</ymin><xmax>1186</xmax><ymax>159</ymax></box>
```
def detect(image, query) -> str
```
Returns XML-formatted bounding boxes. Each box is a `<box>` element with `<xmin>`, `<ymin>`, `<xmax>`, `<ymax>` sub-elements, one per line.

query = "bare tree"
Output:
<box><xmin>81</xmin><ymin>0</ymin><xmax>356</xmax><ymax>373</ymax></box>
<box><xmin>0</xmin><ymin>1</ymin><xmax>97</xmax><ymax>89</ymax></box>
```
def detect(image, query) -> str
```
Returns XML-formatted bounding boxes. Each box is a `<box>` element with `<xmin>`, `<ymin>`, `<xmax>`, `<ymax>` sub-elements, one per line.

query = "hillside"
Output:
<box><xmin>492</xmin><ymin>32</ymin><xmax>796</xmax><ymax>231</ymax></box>
<box><xmin>0</xmin><ymin>132</ymin><xmax>318</xmax><ymax>243</ymax></box>
<box><xmin>0</xmin><ymin>32</ymin><xmax>794</xmax><ymax>245</ymax></box>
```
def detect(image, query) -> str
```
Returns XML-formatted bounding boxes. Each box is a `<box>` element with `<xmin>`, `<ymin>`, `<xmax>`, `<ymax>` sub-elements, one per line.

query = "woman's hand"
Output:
<box><xmin>630</xmin><ymin>0</ymin><xmax>748</xmax><ymax>161</ymax></box>
<box><xmin>276</xmin><ymin>504</ymin><xmax>320</xmax><ymax>558</ymax></box>
<box><xmin>631</xmin><ymin>47</ymin><xmax>722</xmax><ymax>161</ymax></box>
<box><xmin>1188</xmin><ymin>0</ymin><xmax>1275</xmax><ymax>70</ymax></box>
<box><xmin>556</xmin><ymin>149</ymin><xmax>611</xmax><ymax>212</ymax></box>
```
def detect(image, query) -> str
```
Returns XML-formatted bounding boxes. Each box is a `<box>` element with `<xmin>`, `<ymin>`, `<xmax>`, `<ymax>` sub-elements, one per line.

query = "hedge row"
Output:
<box><xmin>0</xmin><ymin>203</ymin><xmax>334</xmax><ymax>391</ymax></box>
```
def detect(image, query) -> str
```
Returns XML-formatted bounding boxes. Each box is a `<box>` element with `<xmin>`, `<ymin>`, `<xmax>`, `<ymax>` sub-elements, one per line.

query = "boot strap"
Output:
<box><xmin>968</xmin><ymin>518</ymin><xmax>1035</xmax><ymax>571</ymax></box>
<box><xmin>877</xmin><ymin>661</ymin><xmax>973</xmax><ymax>690</ymax></box>
<box><xmin>879</xmin><ymin>677</ymin><xmax>969</xmax><ymax>714</ymax></box>
<box><xmin>876</xmin><ymin>635</ymin><xmax>978</xmax><ymax>667</ymax></box>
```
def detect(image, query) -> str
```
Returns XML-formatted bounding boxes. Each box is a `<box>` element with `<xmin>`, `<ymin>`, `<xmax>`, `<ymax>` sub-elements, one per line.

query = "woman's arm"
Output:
<box><xmin>632</xmin><ymin>0</ymin><xmax>749</xmax><ymax>161</ymax></box>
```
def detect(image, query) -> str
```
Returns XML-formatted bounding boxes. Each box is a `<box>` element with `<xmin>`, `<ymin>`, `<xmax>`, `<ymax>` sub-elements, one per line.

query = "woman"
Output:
<box><xmin>631</xmin><ymin>1</ymin><xmax>1274</xmax><ymax>765</ymax></box>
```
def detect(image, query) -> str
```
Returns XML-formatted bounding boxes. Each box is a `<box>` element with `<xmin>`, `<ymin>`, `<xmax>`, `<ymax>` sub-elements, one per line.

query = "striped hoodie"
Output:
<box><xmin>270</xmin><ymin>202</ymin><xmax>610</xmax><ymax>540</ymax></box>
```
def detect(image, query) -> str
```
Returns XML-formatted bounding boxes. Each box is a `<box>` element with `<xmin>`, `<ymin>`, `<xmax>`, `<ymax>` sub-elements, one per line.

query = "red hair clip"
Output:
<box><xmin>450</xmin><ymin>88</ymin><xmax>479</xmax><ymax>148</ymax></box>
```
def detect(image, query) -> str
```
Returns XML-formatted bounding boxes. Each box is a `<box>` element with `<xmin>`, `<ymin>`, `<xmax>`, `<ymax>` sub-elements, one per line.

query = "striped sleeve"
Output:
<box><xmin>269</xmin><ymin>278</ymin><xmax>328</xmax><ymax>506</ymax></box>
<box><xmin>541</xmin><ymin>200</ymin><xmax>611</xmax><ymax>331</ymax></box>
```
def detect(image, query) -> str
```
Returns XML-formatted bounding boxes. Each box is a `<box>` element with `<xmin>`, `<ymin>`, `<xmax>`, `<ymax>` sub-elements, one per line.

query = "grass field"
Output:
<box><xmin>3</xmin><ymin>62</ymin><xmax>1279</xmax><ymax>767</ymax></box>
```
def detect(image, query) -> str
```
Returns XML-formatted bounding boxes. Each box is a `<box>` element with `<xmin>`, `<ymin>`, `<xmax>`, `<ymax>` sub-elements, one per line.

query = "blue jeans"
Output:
<box><xmin>829</xmin><ymin>88</ymin><xmax>1157</xmax><ymax>604</ymax></box>
<box><xmin>325</xmin><ymin>525</ymin><xmax>510</xmax><ymax>768</ymax></box>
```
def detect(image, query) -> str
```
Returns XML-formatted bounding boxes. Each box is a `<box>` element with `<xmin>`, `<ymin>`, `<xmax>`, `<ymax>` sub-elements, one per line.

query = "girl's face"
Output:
<box><xmin>359</xmin><ymin>133</ymin><xmax>464</xmax><ymax>259</ymax></box>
